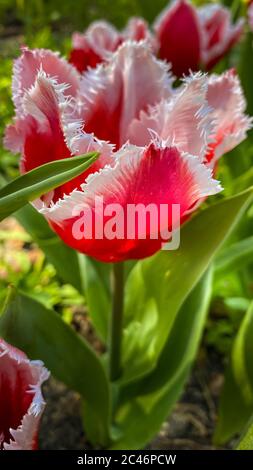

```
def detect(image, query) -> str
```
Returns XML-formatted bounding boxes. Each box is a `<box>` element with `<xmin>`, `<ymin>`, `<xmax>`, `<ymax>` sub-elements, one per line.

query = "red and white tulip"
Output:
<box><xmin>4</xmin><ymin>41</ymin><xmax>251</xmax><ymax>262</ymax></box>
<box><xmin>0</xmin><ymin>339</ymin><xmax>49</xmax><ymax>450</ymax></box>
<box><xmin>69</xmin><ymin>18</ymin><xmax>155</xmax><ymax>73</ymax></box>
<box><xmin>154</xmin><ymin>0</ymin><xmax>244</xmax><ymax>76</ymax></box>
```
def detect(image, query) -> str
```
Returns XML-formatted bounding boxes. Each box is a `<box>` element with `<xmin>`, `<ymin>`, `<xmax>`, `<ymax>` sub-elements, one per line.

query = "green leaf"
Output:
<box><xmin>82</xmin><ymin>257</ymin><xmax>111</xmax><ymax>341</ymax></box>
<box><xmin>0</xmin><ymin>286</ymin><xmax>111</xmax><ymax>446</ymax></box>
<box><xmin>111</xmin><ymin>269</ymin><xmax>213</xmax><ymax>449</ymax></box>
<box><xmin>238</xmin><ymin>32</ymin><xmax>253</xmax><ymax>125</ymax></box>
<box><xmin>0</xmin><ymin>152</ymin><xmax>98</xmax><ymax>221</ymax></box>
<box><xmin>215</xmin><ymin>236</ymin><xmax>253</xmax><ymax>274</ymax></box>
<box><xmin>15</xmin><ymin>202</ymin><xmax>112</xmax><ymax>336</ymax></box>
<box><xmin>15</xmin><ymin>204</ymin><xmax>86</xmax><ymax>293</ymax></box>
<box><xmin>122</xmin><ymin>188</ymin><xmax>253</xmax><ymax>384</ymax></box>
<box><xmin>237</xmin><ymin>419</ymin><xmax>253</xmax><ymax>450</ymax></box>
<box><xmin>215</xmin><ymin>301</ymin><xmax>253</xmax><ymax>445</ymax></box>
<box><xmin>231</xmin><ymin>168</ymin><xmax>253</xmax><ymax>194</ymax></box>
<box><xmin>214</xmin><ymin>366</ymin><xmax>253</xmax><ymax>446</ymax></box>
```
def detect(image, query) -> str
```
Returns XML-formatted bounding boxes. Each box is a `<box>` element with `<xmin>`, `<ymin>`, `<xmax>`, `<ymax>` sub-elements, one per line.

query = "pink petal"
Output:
<box><xmin>85</xmin><ymin>21</ymin><xmax>121</xmax><ymax>58</ymax></box>
<box><xmin>69</xmin><ymin>21</ymin><xmax>121</xmax><ymax>73</ymax></box>
<box><xmin>124</xmin><ymin>17</ymin><xmax>150</xmax><ymax>41</ymax></box>
<box><xmin>19</xmin><ymin>71</ymin><xmax>71</xmax><ymax>174</ymax></box>
<box><xmin>124</xmin><ymin>17</ymin><xmax>158</xmax><ymax>51</ymax></box>
<box><xmin>205</xmin><ymin>70</ymin><xmax>252</xmax><ymax>164</ymax></box>
<box><xmin>154</xmin><ymin>0</ymin><xmax>202</xmax><ymax>77</ymax></box>
<box><xmin>78</xmin><ymin>41</ymin><xmax>173</xmax><ymax>149</ymax></box>
<box><xmin>42</xmin><ymin>142</ymin><xmax>221</xmax><ymax>262</ymax></box>
<box><xmin>69</xmin><ymin>34</ymin><xmax>103</xmax><ymax>73</ymax></box>
<box><xmin>5</xmin><ymin>71</ymin><xmax>113</xmax><ymax>205</ymax></box>
<box><xmin>12</xmin><ymin>47</ymin><xmax>80</xmax><ymax>116</ymax></box>
<box><xmin>4</xmin><ymin>117</ymin><xmax>34</xmax><ymax>154</ymax></box>
<box><xmin>199</xmin><ymin>4</ymin><xmax>230</xmax><ymax>49</ymax></box>
<box><xmin>128</xmin><ymin>72</ymin><xmax>215</xmax><ymax>159</ymax></box>
<box><xmin>0</xmin><ymin>339</ymin><xmax>49</xmax><ymax>450</ymax></box>
<box><xmin>199</xmin><ymin>5</ymin><xmax>244</xmax><ymax>70</ymax></box>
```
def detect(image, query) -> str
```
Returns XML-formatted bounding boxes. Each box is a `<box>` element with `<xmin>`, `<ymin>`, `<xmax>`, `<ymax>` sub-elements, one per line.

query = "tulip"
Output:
<box><xmin>69</xmin><ymin>18</ymin><xmax>155</xmax><ymax>73</ymax></box>
<box><xmin>0</xmin><ymin>339</ymin><xmax>49</xmax><ymax>450</ymax></box>
<box><xmin>4</xmin><ymin>43</ymin><xmax>250</xmax><ymax>262</ymax></box>
<box><xmin>154</xmin><ymin>0</ymin><xmax>244</xmax><ymax>76</ymax></box>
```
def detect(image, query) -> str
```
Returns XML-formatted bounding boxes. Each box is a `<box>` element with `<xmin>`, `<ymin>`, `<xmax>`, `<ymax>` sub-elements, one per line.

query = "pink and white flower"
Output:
<box><xmin>154</xmin><ymin>0</ymin><xmax>244</xmax><ymax>76</ymax></box>
<box><xmin>4</xmin><ymin>41</ymin><xmax>251</xmax><ymax>262</ymax></box>
<box><xmin>0</xmin><ymin>339</ymin><xmax>49</xmax><ymax>450</ymax></box>
<box><xmin>69</xmin><ymin>18</ymin><xmax>156</xmax><ymax>73</ymax></box>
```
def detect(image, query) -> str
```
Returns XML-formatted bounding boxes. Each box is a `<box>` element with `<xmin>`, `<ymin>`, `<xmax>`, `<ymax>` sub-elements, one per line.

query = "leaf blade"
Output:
<box><xmin>0</xmin><ymin>152</ymin><xmax>98</xmax><ymax>221</ymax></box>
<box><xmin>111</xmin><ymin>269</ymin><xmax>213</xmax><ymax>449</ymax></box>
<box><xmin>122</xmin><ymin>188</ymin><xmax>253</xmax><ymax>384</ymax></box>
<box><xmin>215</xmin><ymin>301</ymin><xmax>253</xmax><ymax>445</ymax></box>
<box><xmin>0</xmin><ymin>286</ymin><xmax>111</xmax><ymax>446</ymax></box>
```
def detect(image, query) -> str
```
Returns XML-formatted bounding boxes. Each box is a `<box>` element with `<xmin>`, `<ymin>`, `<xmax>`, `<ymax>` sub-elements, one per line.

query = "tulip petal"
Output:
<box><xmin>85</xmin><ymin>21</ymin><xmax>122</xmax><ymax>59</ymax></box>
<box><xmin>4</xmin><ymin>117</ymin><xmax>34</xmax><ymax>154</ymax></box>
<box><xmin>124</xmin><ymin>17</ymin><xmax>157</xmax><ymax>51</ymax></box>
<box><xmin>12</xmin><ymin>47</ymin><xmax>80</xmax><ymax>116</ymax></box>
<box><xmin>79</xmin><ymin>40</ymin><xmax>173</xmax><ymax>148</ymax></box>
<box><xmin>69</xmin><ymin>21</ymin><xmax>121</xmax><ymax>73</ymax></box>
<box><xmin>124</xmin><ymin>17</ymin><xmax>151</xmax><ymax>42</ymax></box>
<box><xmin>5</xmin><ymin>70</ymin><xmax>113</xmax><ymax>204</ymax></box>
<box><xmin>154</xmin><ymin>0</ymin><xmax>202</xmax><ymax>76</ymax></box>
<box><xmin>18</xmin><ymin>71</ymin><xmax>71</xmax><ymax>174</ymax></box>
<box><xmin>0</xmin><ymin>339</ymin><xmax>49</xmax><ymax>450</ymax></box>
<box><xmin>199</xmin><ymin>5</ymin><xmax>244</xmax><ymax>70</ymax></box>
<box><xmin>128</xmin><ymin>72</ymin><xmax>215</xmax><ymax>159</ymax></box>
<box><xmin>69</xmin><ymin>18</ymin><xmax>156</xmax><ymax>73</ymax></box>
<box><xmin>41</xmin><ymin>142</ymin><xmax>221</xmax><ymax>262</ymax></box>
<box><xmin>69</xmin><ymin>35</ymin><xmax>102</xmax><ymax>73</ymax></box>
<box><xmin>205</xmin><ymin>70</ymin><xmax>252</xmax><ymax>164</ymax></box>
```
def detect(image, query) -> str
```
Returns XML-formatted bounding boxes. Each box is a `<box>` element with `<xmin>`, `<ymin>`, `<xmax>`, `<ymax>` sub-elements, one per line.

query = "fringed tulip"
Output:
<box><xmin>5</xmin><ymin>42</ymin><xmax>251</xmax><ymax>262</ymax></box>
<box><xmin>0</xmin><ymin>339</ymin><xmax>49</xmax><ymax>450</ymax></box>
<box><xmin>69</xmin><ymin>18</ymin><xmax>155</xmax><ymax>73</ymax></box>
<box><xmin>154</xmin><ymin>0</ymin><xmax>244</xmax><ymax>76</ymax></box>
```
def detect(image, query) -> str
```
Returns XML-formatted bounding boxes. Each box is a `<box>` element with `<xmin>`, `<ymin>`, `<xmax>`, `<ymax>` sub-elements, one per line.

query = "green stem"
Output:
<box><xmin>231</xmin><ymin>0</ymin><xmax>243</xmax><ymax>20</ymax></box>
<box><xmin>109</xmin><ymin>262</ymin><xmax>124</xmax><ymax>381</ymax></box>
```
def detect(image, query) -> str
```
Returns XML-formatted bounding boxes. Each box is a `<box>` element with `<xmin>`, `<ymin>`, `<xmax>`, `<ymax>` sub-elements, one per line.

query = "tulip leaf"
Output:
<box><xmin>82</xmin><ymin>257</ymin><xmax>112</xmax><ymax>341</ymax></box>
<box><xmin>0</xmin><ymin>286</ymin><xmax>111</xmax><ymax>446</ymax></box>
<box><xmin>111</xmin><ymin>269</ymin><xmax>213</xmax><ymax>449</ymax></box>
<box><xmin>0</xmin><ymin>152</ymin><xmax>98</xmax><ymax>221</ymax></box>
<box><xmin>215</xmin><ymin>236</ymin><xmax>253</xmax><ymax>274</ymax></box>
<box><xmin>215</xmin><ymin>301</ymin><xmax>253</xmax><ymax>445</ymax></box>
<box><xmin>237</xmin><ymin>420</ymin><xmax>253</xmax><ymax>450</ymax></box>
<box><xmin>238</xmin><ymin>31</ymin><xmax>253</xmax><ymax>129</ymax></box>
<box><xmin>231</xmin><ymin>167</ymin><xmax>253</xmax><ymax>194</ymax></box>
<box><xmin>122</xmin><ymin>187</ymin><xmax>253</xmax><ymax>384</ymax></box>
<box><xmin>15</xmin><ymin>204</ymin><xmax>86</xmax><ymax>294</ymax></box>
<box><xmin>17</xmin><ymin>205</ymin><xmax>111</xmax><ymax>339</ymax></box>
